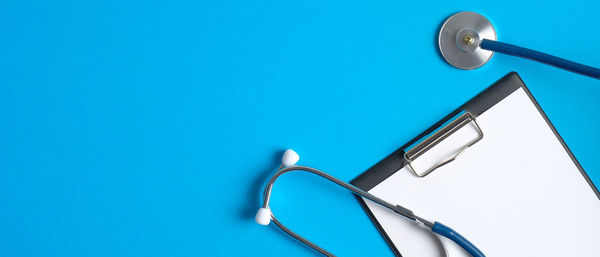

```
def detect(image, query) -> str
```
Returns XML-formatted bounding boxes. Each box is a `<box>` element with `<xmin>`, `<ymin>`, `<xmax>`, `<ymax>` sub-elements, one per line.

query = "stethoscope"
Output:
<box><xmin>439</xmin><ymin>11</ymin><xmax>600</xmax><ymax>78</ymax></box>
<box><xmin>255</xmin><ymin>11</ymin><xmax>599</xmax><ymax>257</ymax></box>
<box><xmin>255</xmin><ymin>149</ymin><xmax>484</xmax><ymax>257</ymax></box>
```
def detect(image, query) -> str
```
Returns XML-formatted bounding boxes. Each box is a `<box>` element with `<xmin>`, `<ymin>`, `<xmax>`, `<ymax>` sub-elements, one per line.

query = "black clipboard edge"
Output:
<box><xmin>350</xmin><ymin>71</ymin><xmax>600</xmax><ymax>257</ymax></box>
<box><xmin>355</xmin><ymin>195</ymin><xmax>404</xmax><ymax>257</ymax></box>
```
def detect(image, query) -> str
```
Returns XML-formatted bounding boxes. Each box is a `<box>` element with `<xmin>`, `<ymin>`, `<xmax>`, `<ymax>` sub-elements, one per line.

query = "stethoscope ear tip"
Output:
<box><xmin>282</xmin><ymin>149</ymin><xmax>299</xmax><ymax>167</ymax></box>
<box><xmin>439</xmin><ymin>11</ymin><xmax>496</xmax><ymax>70</ymax></box>
<box><xmin>255</xmin><ymin>207</ymin><xmax>272</xmax><ymax>225</ymax></box>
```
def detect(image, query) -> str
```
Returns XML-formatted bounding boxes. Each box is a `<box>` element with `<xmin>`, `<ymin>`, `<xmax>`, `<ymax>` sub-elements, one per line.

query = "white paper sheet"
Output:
<box><xmin>364</xmin><ymin>88</ymin><xmax>600</xmax><ymax>257</ymax></box>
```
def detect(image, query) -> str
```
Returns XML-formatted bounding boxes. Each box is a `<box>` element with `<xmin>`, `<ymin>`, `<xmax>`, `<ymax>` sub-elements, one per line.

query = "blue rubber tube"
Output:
<box><xmin>480</xmin><ymin>39</ymin><xmax>600</xmax><ymax>79</ymax></box>
<box><xmin>432</xmin><ymin>222</ymin><xmax>485</xmax><ymax>257</ymax></box>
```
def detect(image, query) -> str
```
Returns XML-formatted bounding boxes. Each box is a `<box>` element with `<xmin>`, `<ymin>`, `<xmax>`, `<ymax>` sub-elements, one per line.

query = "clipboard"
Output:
<box><xmin>351</xmin><ymin>72</ymin><xmax>600</xmax><ymax>256</ymax></box>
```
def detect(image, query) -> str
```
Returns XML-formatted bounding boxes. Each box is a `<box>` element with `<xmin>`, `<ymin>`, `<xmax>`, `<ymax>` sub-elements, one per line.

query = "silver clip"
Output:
<box><xmin>404</xmin><ymin>112</ymin><xmax>483</xmax><ymax>177</ymax></box>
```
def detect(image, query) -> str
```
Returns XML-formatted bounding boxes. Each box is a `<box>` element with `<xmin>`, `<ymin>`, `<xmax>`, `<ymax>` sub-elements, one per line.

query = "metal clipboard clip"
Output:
<box><xmin>404</xmin><ymin>112</ymin><xmax>483</xmax><ymax>177</ymax></box>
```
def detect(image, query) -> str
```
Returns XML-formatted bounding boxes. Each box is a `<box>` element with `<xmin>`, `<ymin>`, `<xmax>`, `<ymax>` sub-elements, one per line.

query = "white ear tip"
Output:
<box><xmin>282</xmin><ymin>149</ymin><xmax>299</xmax><ymax>166</ymax></box>
<box><xmin>255</xmin><ymin>208</ymin><xmax>271</xmax><ymax>225</ymax></box>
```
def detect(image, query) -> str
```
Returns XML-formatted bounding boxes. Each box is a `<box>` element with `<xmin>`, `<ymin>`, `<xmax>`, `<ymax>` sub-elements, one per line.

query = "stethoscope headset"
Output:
<box><xmin>255</xmin><ymin>11</ymin><xmax>599</xmax><ymax>257</ymax></box>
<box><xmin>256</xmin><ymin>149</ymin><xmax>484</xmax><ymax>257</ymax></box>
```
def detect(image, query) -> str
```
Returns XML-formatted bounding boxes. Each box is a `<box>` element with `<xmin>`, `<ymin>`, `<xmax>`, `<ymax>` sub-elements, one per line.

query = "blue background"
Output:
<box><xmin>1</xmin><ymin>1</ymin><xmax>599</xmax><ymax>256</ymax></box>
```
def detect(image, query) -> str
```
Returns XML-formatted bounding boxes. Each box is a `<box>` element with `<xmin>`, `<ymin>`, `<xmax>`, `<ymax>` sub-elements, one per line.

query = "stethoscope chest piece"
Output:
<box><xmin>439</xmin><ymin>11</ymin><xmax>497</xmax><ymax>69</ymax></box>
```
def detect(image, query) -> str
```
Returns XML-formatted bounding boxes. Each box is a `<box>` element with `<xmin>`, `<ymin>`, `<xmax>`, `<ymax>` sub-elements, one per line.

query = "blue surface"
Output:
<box><xmin>1</xmin><ymin>1</ymin><xmax>599</xmax><ymax>256</ymax></box>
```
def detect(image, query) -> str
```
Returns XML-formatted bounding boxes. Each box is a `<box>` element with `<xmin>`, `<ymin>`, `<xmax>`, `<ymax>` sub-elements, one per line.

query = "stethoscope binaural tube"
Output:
<box><xmin>255</xmin><ymin>149</ymin><xmax>485</xmax><ymax>257</ymax></box>
<box><xmin>439</xmin><ymin>11</ymin><xmax>600</xmax><ymax>79</ymax></box>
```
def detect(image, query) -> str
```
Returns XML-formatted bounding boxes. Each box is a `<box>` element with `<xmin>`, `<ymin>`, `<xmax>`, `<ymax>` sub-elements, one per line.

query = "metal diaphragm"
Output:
<box><xmin>438</xmin><ymin>12</ymin><xmax>496</xmax><ymax>70</ymax></box>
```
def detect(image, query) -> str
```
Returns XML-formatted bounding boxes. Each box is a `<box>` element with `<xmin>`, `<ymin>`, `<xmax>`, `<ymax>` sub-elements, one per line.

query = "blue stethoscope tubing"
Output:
<box><xmin>480</xmin><ymin>39</ymin><xmax>600</xmax><ymax>79</ymax></box>
<box><xmin>257</xmin><ymin>160</ymin><xmax>485</xmax><ymax>257</ymax></box>
<box><xmin>432</xmin><ymin>222</ymin><xmax>484</xmax><ymax>257</ymax></box>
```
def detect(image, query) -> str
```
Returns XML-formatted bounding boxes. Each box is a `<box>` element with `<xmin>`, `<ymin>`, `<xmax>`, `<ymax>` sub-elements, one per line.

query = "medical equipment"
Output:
<box><xmin>253</xmin><ymin>12</ymin><xmax>600</xmax><ymax>256</ymax></box>
<box><xmin>255</xmin><ymin>149</ymin><xmax>485</xmax><ymax>257</ymax></box>
<box><xmin>439</xmin><ymin>12</ymin><xmax>600</xmax><ymax>79</ymax></box>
